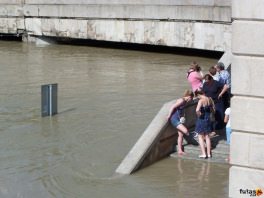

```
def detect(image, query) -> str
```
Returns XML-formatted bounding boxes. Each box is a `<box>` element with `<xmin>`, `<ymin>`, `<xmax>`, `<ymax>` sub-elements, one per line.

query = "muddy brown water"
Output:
<box><xmin>0</xmin><ymin>41</ymin><xmax>229</xmax><ymax>198</ymax></box>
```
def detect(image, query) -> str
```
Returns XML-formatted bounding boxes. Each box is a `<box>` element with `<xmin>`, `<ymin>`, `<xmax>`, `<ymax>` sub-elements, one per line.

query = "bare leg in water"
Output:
<box><xmin>198</xmin><ymin>134</ymin><xmax>206</xmax><ymax>157</ymax></box>
<box><xmin>177</xmin><ymin>124</ymin><xmax>189</xmax><ymax>155</ymax></box>
<box><xmin>205</xmin><ymin>134</ymin><xmax>211</xmax><ymax>157</ymax></box>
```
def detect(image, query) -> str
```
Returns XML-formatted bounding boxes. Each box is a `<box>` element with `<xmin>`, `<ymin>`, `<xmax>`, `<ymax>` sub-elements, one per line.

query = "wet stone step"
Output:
<box><xmin>170</xmin><ymin>151</ymin><xmax>229</xmax><ymax>164</ymax></box>
<box><xmin>183</xmin><ymin>144</ymin><xmax>229</xmax><ymax>155</ymax></box>
<box><xmin>171</xmin><ymin>133</ymin><xmax>230</xmax><ymax>164</ymax></box>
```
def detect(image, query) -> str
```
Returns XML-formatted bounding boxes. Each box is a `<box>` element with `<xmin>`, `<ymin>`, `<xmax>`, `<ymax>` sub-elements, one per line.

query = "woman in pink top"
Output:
<box><xmin>187</xmin><ymin>62</ymin><xmax>203</xmax><ymax>92</ymax></box>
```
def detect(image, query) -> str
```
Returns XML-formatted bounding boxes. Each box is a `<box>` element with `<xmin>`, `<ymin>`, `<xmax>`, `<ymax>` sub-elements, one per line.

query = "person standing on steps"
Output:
<box><xmin>215</xmin><ymin>62</ymin><xmax>231</xmax><ymax>111</ymax></box>
<box><xmin>209</xmin><ymin>66</ymin><xmax>219</xmax><ymax>81</ymax></box>
<box><xmin>167</xmin><ymin>90</ymin><xmax>194</xmax><ymax>156</ymax></box>
<box><xmin>202</xmin><ymin>74</ymin><xmax>225</xmax><ymax>131</ymax></box>
<box><xmin>194</xmin><ymin>90</ymin><xmax>215</xmax><ymax>159</ymax></box>
<box><xmin>224</xmin><ymin>106</ymin><xmax>231</xmax><ymax>145</ymax></box>
<box><xmin>186</xmin><ymin>61</ymin><xmax>204</xmax><ymax>92</ymax></box>
<box><xmin>224</xmin><ymin>106</ymin><xmax>231</xmax><ymax>162</ymax></box>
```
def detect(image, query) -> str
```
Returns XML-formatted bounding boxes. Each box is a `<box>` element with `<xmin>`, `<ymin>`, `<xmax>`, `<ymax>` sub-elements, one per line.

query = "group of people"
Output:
<box><xmin>168</xmin><ymin>61</ymin><xmax>231</xmax><ymax>159</ymax></box>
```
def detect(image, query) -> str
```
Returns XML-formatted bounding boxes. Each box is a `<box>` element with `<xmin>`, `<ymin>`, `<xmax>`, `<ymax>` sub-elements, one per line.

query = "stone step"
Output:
<box><xmin>183</xmin><ymin>144</ymin><xmax>229</xmax><ymax>155</ymax></box>
<box><xmin>171</xmin><ymin>133</ymin><xmax>230</xmax><ymax>164</ymax></box>
<box><xmin>212</xmin><ymin>142</ymin><xmax>230</xmax><ymax>151</ymax></box>
<box><xmin>183</xmin><ymin>133</ymin><xmax>226</xmax><ymax>144</ymax></box>
<box><xmin>170</xmin><ymin>151</ymin><xmax>229</xmax><ymax>164</ymax></box>
<box><xmin>184</xmin><ymin>134</ymin><xmax>228</xmax><ymax>147</ymax></box>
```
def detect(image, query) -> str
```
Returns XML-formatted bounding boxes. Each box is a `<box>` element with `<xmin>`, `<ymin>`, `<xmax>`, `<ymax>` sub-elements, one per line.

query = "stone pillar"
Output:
<box><xmin>229</xmin><ymin>0</ymin><xmax>264</xmax><ymax>197</ymax></box>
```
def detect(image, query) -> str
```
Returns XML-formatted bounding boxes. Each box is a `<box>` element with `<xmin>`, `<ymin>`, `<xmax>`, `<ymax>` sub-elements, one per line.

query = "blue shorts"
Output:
<box><xmin>170</xmin><ymin>114</ymin><xmax>181</xmax><ymax>128</ymax></box>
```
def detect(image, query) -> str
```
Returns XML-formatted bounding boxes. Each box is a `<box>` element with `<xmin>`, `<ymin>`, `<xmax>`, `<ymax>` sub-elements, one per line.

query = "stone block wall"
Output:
<box><xmin>229</xmin><ymin>0</ymin><xmax>264</xmax><ymax>197</ymax></box>
<box><xmin>0</xmin><ymin>1</ymin><xmax>24</xmax><ymax>34</ymax></box>
<box><xmin>0</xmin><ymin>0</ymin><xmax>231</xmax><ymax>52</ymax></box>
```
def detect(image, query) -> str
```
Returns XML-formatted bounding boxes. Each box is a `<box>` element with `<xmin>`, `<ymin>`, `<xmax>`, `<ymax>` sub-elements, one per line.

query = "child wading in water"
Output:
<box><xmin>168</xmin><ymin>90</ymin><xmax>194</xmax><ymax>155</ymax></box>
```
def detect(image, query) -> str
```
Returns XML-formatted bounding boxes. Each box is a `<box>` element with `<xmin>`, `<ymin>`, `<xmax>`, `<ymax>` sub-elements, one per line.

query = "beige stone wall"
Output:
<box><xmin>24</xmin><ymin>0</ymin><xmax>230</xmax><ymax>6</ymax></box>
<box><xmin>229</xmin><ymin>0</ymin><xmax>264</xmax><ymax>197</ymax></box>
<box><xmin>0</xmin><ymin>0</ymin><xmax>231</xmax><ymax>52</ymax></box>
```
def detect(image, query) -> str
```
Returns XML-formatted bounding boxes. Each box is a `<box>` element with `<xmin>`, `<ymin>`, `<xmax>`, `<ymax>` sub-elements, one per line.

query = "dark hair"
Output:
<box><xmin>204</xmin><ymin>74</ymin><xmax>213</xmax><ymax>81</ymax></box>
<box><xmin>209</xmin><ymin>66</ymin><xmax>217</xmax><ymax>76</ymax></box>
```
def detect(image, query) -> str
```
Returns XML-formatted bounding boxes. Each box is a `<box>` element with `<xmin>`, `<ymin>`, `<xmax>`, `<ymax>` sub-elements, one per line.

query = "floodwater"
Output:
<box><xmin>0</xmin><ymin>41</ymin><xmax>229</xmax><ymax>198</ymax></box>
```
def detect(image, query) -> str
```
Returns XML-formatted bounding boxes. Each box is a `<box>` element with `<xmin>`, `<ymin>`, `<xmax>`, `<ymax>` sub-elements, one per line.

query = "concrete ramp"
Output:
<box><xmin>115</xmin><ymin>100</ymin><xmax>197</xmax><ymax>175</ymax></box>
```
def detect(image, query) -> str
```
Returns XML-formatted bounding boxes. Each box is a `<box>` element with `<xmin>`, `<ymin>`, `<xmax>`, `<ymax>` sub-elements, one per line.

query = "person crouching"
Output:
<box><xmin>167</xmin><ymin>90</ymin><xmax>194</xmax><ymax>156</ymax></box>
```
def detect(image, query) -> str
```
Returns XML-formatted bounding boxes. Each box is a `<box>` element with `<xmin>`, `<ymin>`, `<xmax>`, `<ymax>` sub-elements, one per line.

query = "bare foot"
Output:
<box><xmin>178</xmin><ymin>152</ymin><xmax>186</xmax><ymax>156</ymax></box>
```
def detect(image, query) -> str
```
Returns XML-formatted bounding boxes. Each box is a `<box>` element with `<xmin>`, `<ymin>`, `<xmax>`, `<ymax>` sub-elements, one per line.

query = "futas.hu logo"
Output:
<box><xmin>257</xmin><ymin>189</ymin><xmax>263</xmax><ymax>197</ymax></box>
<box><xmin>240</xmin><ymin>188</ymin><xmax>263</xmax><ymax>197</ymax></box>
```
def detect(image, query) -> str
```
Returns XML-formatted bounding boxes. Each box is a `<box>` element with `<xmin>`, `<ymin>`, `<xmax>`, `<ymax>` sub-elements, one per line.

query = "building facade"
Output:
<box><xmin>229</xmin><ymin>0</ymin><xmax>264</xmax><ymax>197</ymax></box>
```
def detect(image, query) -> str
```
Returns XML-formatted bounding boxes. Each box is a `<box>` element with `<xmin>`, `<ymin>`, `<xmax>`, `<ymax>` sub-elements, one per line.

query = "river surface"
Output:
<box><xmin>0</xmin><ymin>41</ymin><xmax>229</xmax><ymax>198</ymax></box>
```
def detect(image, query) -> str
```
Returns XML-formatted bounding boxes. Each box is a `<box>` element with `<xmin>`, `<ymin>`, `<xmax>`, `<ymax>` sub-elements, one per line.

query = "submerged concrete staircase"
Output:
<box><xmin>115</xmin><ymin>100</ymin><xmax>229</xmax><ymax>175</ymax></box>
<box><xmin>170</xmin><ymin>133</ymin><xmax>229</xmax><ymax>164</ymax></box>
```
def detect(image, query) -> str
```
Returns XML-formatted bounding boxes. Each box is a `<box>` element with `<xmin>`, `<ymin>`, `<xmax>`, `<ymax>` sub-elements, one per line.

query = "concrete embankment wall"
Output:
<box><xmin>229</xmin><ymin>0</ymin><xmax>264</xmax><ymax>197</ymax></box>
<box><xmin>0</xmin><ymin>1</ymin><xmax>24</xmax><ymax>35</ymax></box>
<box><xmin>116</xmin><ymin>99</ymin><xmax>197</xmax><ymax>175</ymax></box>
<box><xmin>0</xmin><ymin>0</ymin><xmax>231</xmax><ymax>52</ymax></box>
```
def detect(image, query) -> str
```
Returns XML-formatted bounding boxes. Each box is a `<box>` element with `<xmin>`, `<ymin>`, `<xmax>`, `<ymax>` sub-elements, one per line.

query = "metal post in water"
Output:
<box><xmin>41</xmin><ymin>84</ymin><xmax>58</xmax><ymax>117</ymax></box>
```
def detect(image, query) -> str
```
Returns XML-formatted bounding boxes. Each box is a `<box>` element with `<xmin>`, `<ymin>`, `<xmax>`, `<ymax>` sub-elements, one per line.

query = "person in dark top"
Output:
<box><xmin>202</xmin><ymin>74</ymin><xmax>225</xmax><ymax>130</ymax></box>
<box><xmin>167</xmin><ymin>90</ymin><xmax>194</xmax><ymax>155</ymax></box>
<box><xmin>194</xmin><ymin>90</ymin><xmax>215</xmax><ymax>158</ymax></box>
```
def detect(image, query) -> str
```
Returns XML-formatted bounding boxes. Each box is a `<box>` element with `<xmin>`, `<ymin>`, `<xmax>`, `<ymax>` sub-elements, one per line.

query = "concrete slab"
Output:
<box><xmin>171</xmin><ymin>135</ymin><xmax>229</xmax><ymax>164</ymax></box>
<box><xmin>24</xmin><ymin>0</ymin><xmax>231</xmax><ymax>6</ymax></box>
<box><xmin>231</xmin><ymin>97</ymin><xmax>264</xmax><ymax>133</ymax></box>
<box><xmin>229</xmin><ymin>166</ymin><xmax>264</xmax><ymax>198</ymax></box>
<box><xmin>232</xmin><ymin>20</ymin><xmax>264</xmax><ymax>56</ymax></box>
<box><xmin>232</xmin><ymin>55</ymin><xmax>264</xmax><ymax>97</ymax></box>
